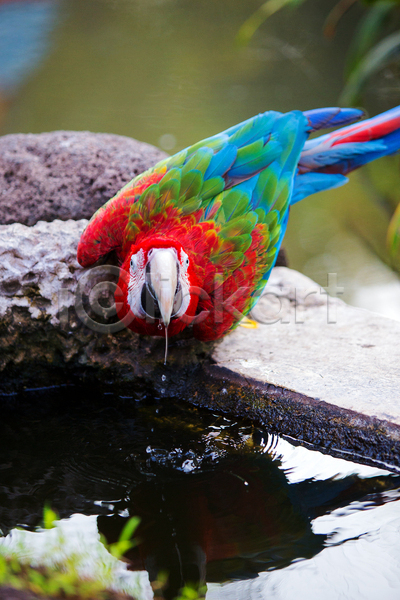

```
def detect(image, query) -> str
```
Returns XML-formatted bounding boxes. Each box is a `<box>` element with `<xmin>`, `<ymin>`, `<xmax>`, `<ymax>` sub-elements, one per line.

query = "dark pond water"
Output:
<box><xmin>1</xmin><ymin>0</ymin><xmax>400</xmax><ymax>317</ymax></box>
<box><xmin>1</xmin><ymin>388</ymin><xmax>400</xmax><ymax>599</ymax></box>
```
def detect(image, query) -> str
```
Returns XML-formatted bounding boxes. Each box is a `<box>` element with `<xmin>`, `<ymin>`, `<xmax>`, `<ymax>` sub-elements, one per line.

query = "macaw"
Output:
<box><xmin>77</xmin><ymin>105</ymin><xmax>400</xmax><ymax>356</ymax></box>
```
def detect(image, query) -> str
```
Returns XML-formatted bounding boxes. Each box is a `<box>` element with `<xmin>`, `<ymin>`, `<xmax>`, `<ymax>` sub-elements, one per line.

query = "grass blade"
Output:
<box><xmin>340</xmin><ymin>30</ymin><xmax>400</xmax><ymax>105</ymax></box>
<box><xmin>236</xmin><ymin>0</ymin><xmax>304</xmax><ymax>46</ymax></box>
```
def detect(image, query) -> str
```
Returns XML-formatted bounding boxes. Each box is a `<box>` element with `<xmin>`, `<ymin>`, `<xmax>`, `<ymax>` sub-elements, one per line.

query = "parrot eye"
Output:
<box><xmin>181</xmin><ymin>250</ymin><xmax>189</xmax><ymax>268</ymax></box>
<box><xmin>130</xmin><ymin>254</ymin><xmax>137</xmax><ymax>270</ymax></box>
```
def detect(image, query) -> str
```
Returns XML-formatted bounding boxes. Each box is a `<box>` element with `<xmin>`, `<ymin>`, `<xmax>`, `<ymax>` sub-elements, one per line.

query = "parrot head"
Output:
<box><xmin>115</xmin><ymin>237</ymin><xmax>201</xmax><ymax>359</ymax></box>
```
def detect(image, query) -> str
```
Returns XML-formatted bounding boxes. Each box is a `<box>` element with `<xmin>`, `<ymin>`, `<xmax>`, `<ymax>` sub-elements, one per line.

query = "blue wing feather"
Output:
<box><xmin>292</xmin><ymin>172</ymin><xmax>348</xmax><ymax>204</ymax></box>
<box><xmin>204</xmin><ymin>144</ymin><xmax>237</xmax><ymax>179</ymax></box>
<box><xmin>303</xmin><ymin>107</ymin><xmax>364</xmax><ymax>132</ymax></box>
<box><xmin>163</xmin><ymin>105</ymin><xmax>400</xmax><ymax>287</ymax></box>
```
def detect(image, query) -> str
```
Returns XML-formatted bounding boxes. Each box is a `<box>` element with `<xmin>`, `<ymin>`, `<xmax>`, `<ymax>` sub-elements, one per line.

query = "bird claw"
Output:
<box><xmin>239</xmin><ymin>316</ymin><xmax>258</xmax><ymax>329</ymax></box>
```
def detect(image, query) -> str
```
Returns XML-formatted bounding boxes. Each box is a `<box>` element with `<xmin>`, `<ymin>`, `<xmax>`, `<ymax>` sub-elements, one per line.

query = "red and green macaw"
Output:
<box><xmin>77</xmin><ymin>105</ymin><xmax>400</xmax><ymax>347</ymax></box>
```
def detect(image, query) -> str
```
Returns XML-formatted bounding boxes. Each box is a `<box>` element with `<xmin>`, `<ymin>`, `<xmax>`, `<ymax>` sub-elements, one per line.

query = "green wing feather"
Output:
<box><xmin>78</xmin><ymin>109</ymin><xmax>309</xmax><ymax>272</ymax></box>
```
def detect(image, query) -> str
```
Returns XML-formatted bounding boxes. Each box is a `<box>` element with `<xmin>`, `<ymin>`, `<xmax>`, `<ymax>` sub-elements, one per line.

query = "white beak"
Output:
<box><xmin>149</xmin><ymin>249</ymin><xmax>178</xmax><ymax>327</ymax></box>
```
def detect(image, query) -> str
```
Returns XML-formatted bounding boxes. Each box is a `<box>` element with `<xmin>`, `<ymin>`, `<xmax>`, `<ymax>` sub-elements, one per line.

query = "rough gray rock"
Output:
<box><xmin>0</xmin><ymin>131</ymin><xmax>167</xmax><ymax>225</ymax></box>
<box><xmin>0</xmin><ymin>218</ymin><xmax>210</xmax><ymax>392</ymax></box>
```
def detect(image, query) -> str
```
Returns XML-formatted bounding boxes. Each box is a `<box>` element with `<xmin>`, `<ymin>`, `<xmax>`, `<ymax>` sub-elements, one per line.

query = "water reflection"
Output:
<box><xmin>1</xmin><ymin>388</ymin><xmax>400</xmax><ymax>598</ymax></box>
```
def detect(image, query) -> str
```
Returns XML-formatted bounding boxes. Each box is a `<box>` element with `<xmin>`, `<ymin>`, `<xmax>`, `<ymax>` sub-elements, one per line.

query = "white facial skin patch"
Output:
<box><xmin>127</xmin><ymin>246</ymin><xmax>191</xmax><ymax>322</ymax></box>
<box><xmin>127</xmin><ymin>248</ymin><xmax>146</xmax><ymax>318</ymax></box>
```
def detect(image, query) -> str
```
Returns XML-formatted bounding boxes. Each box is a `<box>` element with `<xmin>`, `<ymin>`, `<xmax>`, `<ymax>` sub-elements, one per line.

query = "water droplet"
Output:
<box><xmin>161</xmin><ymin>374</ymin><xmax>166</xmax><ymax>382</ymax></box>
<box><xmin>161</xmin><ymin>388</ymin><xmax>165</xmax><ymax>394</ymax></box>
<box><xmin>158</xmin><ymin>324</ymin><xmax>163</xmax><ymax>330</ymax></box>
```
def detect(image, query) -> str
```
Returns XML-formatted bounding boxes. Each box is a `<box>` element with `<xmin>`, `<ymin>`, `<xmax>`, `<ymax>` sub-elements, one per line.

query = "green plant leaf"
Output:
<box><xmin>340</xmin><ymin>29</ymin><xmax>400</xmax><ymax>104</ymax></box>
<box><xmin>102</xmin><ymin>516</ymin><xmax>141</xmax><ymax>559</ymax></box>
<box><xmin>118</xmin><ymin>516</ymin><xmax>141</xmax><ymax>543</ymax></box>
<box><xmin>43</xmin><ymin>504</ymin><xmax>58</xmax><ymax>530</ymax></box>
<box><xmin>236</xmin><ymin>0</ymin><xmax>305</xmax><ymax>46</ymax></box>
<box><xmin>344</xmin><ymin>1</ymin><xmax>396</xmax><ymax>79</ymax></box>
<box><xmin>109</xmin><ymin>539</ymin><xmax>135</xmax><ymax>558</ymax></box>
<box><xmin>387</xmin><ymin>201</ymin><xmax>400</xmax><ymax>258</ymax></box>
<box><xmin>175</xmin><ymin>582</ymin><xmax>207</xmax><ymax>600</ymax></box>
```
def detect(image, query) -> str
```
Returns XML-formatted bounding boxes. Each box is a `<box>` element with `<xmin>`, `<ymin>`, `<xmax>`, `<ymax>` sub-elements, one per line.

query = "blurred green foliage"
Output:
<box><xmin>238</xmin><ymin>0</ymin><xmax>400</xmax><ymax>104</ymax></box>
<box><xmin>0</xmin><ymin>507</ymin><xmax>204</xmax><ymax>600</ymax></box>
<box><xmin>0</xmin><ymin>507</ymin><xmax>141</xmax><ymax>599</ymax></box>
<box><xmin>0</xmin><ymin>549</ymin><xmax>109</xmax><ymax>599</ymax></box>
<box><xmin>99</xmin><ymin>516</ymin><xmax>141</xmax><ymax>560</ymax></box>
<box><xmin>238</xmin><ymin>0</ymin><xmax>400</xmax><ymax>271</ymax></box>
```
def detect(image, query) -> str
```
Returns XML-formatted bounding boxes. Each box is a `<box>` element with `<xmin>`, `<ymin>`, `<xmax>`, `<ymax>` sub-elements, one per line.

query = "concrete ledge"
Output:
<box><xmin>215</xmin><ymin>267</ymin><xmax>400</xmax><ymax>426</ymax></box>
<box><xmin>180</xmin><ymin>364</ymin><xmax>400</xmax><ymax>472</ymax></box>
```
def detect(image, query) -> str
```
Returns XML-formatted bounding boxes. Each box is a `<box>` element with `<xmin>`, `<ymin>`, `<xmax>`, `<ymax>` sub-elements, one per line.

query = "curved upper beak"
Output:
<box><xmin>149</xmin><ymin>249</ymin><xmax>178</xmax><ymax>327</ymax></box>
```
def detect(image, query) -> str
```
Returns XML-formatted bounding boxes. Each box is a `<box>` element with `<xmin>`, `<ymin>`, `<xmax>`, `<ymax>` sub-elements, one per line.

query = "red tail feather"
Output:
<box><xmin>330</xmin><ymin>113</ymin><xmax>400</xmax><ymax>146</ymax></box>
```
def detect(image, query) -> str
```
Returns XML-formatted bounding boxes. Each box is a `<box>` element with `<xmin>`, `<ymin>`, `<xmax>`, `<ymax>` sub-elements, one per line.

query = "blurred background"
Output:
<box><xmin>1</xmin><ymin>0</ymin><xmax>400</xmax><ymax>318</ymax></box>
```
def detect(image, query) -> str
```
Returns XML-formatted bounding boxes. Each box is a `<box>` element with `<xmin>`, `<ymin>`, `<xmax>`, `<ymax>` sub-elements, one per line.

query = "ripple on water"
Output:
<box><xmin>0</xmin><ymin>387</ymin><xmax>399</xmax><ymax>599</ymax></box>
